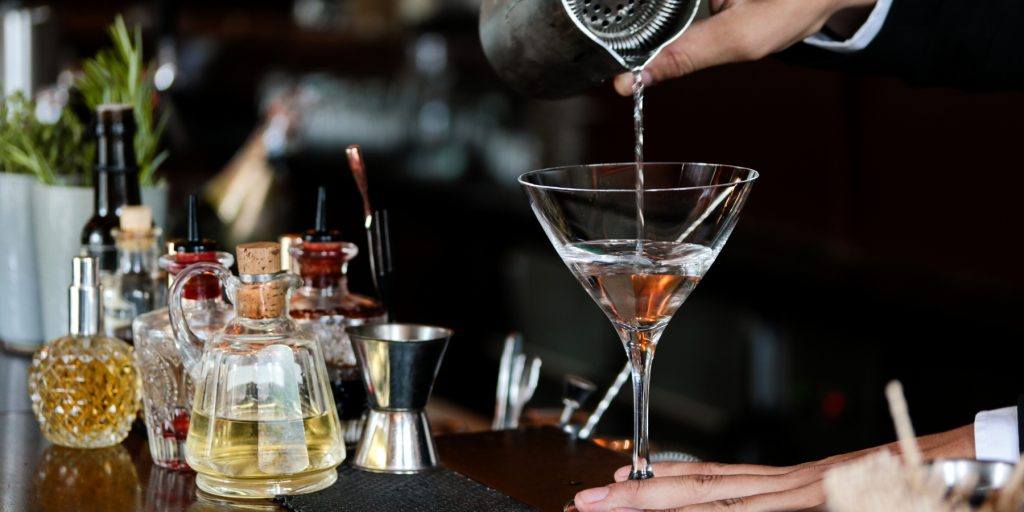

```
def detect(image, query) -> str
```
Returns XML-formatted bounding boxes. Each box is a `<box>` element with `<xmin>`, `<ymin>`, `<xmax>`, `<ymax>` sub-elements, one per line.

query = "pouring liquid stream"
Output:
<box><xmin>633</xmin><ymin>67</ymin><xmax>646</xmax><ymax>255</ymax></box>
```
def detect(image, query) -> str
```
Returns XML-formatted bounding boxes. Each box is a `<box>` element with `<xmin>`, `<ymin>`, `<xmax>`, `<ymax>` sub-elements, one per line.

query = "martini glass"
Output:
<box><xmin>519</xmin><ymin>163</ymin><xmax>757</xmax><ymax>492</ymax></box>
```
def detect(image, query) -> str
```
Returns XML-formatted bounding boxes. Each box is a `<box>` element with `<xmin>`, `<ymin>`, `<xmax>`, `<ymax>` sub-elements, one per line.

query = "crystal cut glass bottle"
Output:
<box><xmin>133</xmin><ymin>250</ymin><xmax>234</xmax><ymax>470</ymax></box>
<box><xmin>288</xmin><ymin>187</ymin><xmax>387</xmax><ymax>446</ymax></box>
<box><xmin>289</xmin><ymin>240</ymin><xmax>386</xmax><ymax>446</ymax></box>
<box><xmin>28</xmin><ymin>255</ymin><xmax>139</xmax><ymax>448</ymax></box>
<box><xmin>134</xmin><ymin>194</ymin><xmax>234</xmax><ymax>470</ymax></box>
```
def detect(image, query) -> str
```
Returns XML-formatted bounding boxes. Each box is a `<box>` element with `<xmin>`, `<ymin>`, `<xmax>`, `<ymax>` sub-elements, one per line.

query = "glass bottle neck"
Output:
<box><xmin>302</xmin><ymin>274</ymin><xmax>350</xmax><ymax>296</ymax></box>
<box><xmin>95</xmin><ymin>169</ymin><xmax>141</xmax><ymax>217</ymax></box>
<box><xmin>117</xmin><ymin>244</ymin><xmax>157</xmax><ymax>275</ymax></box>
<box><xmin>179</xmin><ymin>275</ymin><xmax>223</xmax><ymax>302</ymax></box>
<box><xmin>236</xmin><ymin>278</ymin><xmax>293</xmax><ymax>320</ymax></box>
<box><xmin>181</xmin><ymin>295</ymin><xmax>226</xmax><ymax>310</ymax></box>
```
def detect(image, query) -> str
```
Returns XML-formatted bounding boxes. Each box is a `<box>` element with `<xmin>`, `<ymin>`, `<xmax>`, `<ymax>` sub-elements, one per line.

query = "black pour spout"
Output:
<box><xmin>174</xmin><ymin>194</ymin><xmax>217</xmax><ymax>253</ymax></box>
<box><xmin>304</xmin><ymin>186</ymin><xmax>343</xmax><ymax>243</ymax></box>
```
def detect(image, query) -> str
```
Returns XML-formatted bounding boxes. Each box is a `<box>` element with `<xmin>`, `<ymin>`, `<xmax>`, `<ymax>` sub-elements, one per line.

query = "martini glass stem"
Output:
<box><xmin>621</xmin><ymin>326</ymin><xmax>661</xmax><ymax>480</ymax></box>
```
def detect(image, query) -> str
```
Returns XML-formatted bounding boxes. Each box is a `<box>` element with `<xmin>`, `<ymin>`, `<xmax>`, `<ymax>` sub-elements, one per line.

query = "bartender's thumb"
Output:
<box><xmin>612</xmin><ymin>2</ymin><xmax>780</xmax><ymax>95</ymax></box>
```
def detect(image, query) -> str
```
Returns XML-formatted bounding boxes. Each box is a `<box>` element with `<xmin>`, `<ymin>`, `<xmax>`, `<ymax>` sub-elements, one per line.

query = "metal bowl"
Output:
<box><xmin>929</xmin><ymin>459</ymin><xmax>1016</xmax><ymax>505</ymax></box>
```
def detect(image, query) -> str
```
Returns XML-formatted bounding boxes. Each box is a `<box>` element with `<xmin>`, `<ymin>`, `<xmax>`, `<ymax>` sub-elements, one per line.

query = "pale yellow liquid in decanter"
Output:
<box><xmin>182</xmin><ymin>336</ymin><xmax>346</xmax><ymax>499</ymax></box>
<box><xmin>187</xmin><ymin>409</ymin><xmax>343</xmax><ymax>478</ymax></box>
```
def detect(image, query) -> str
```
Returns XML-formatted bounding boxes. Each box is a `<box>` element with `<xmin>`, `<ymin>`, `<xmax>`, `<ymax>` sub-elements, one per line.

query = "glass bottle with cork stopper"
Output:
<box><xmin>133</xmin><ymin>195</ymin><xmax>235</xmax><ymax>471</ymax></box>
<box><xmin>28</xmin><ymin>255</ymin><xmax>140</xmax><ymax>448</ymax></box>
<box><xmin>105</xmin><ymin>205</ymin><xmax>162</xmax><ymax>342</ymax></box>
<box><xmin>169</xmin><ymin>241</ymin><xmax>345</xmax><ymax>499</ymax></box>
<box><xmin>288</xmin><ymin>186</ymin><xmax>386</xmax><ymax>447</ymax></box>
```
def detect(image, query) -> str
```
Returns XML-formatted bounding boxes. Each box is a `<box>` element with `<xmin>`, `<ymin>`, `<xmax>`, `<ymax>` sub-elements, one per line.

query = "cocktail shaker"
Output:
<box><xmin>479</xmin><ymin>0</ymin><xmax>701</xmax><ymax>98</ymax></box>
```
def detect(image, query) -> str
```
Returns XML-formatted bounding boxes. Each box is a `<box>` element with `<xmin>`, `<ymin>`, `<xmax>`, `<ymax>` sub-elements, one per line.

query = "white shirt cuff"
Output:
<box><xmin>803</xmin><ymin>0</ymin><xmax>893</xmax><ymax>53</ymax></box>
<box><xmin>974</xmin><ymin>406</ymin><xmax>1019</xmax><ymax>463</ymax></box>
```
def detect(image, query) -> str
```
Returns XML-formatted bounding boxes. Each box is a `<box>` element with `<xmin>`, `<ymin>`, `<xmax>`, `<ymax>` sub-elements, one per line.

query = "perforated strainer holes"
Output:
<box><xmin>565</xmin><ymin>0</ymin><xmax>698</xmax><ymax>67</ymax></box>
<box><xmin>580</xmin><ymin>0</ymin><xmax>626</xmax><ymax>26</ymax></box>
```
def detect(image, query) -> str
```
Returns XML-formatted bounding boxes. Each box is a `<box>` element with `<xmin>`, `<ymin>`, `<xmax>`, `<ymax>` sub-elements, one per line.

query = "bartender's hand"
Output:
<box><xmin>573</xmin><ymin>424</ymin><xmax>974</xmax><ymax>511</ymax></box>
<box><xmin>613</xmin><ymin>0</ymin><xmax>877</xmax><ymax>95</ymax></box>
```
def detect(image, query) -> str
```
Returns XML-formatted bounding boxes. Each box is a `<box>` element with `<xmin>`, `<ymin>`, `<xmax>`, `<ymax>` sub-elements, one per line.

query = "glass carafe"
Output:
<box><xmin>168</xmin><ymin>242</ymin><xmax>345</xmax><ymax>499</ymax></box>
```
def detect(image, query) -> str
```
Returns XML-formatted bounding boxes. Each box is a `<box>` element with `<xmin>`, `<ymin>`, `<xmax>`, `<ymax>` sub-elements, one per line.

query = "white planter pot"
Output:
<box><xmin>143</xmin><ymin>185</ymin><xmax>169</xmax><ymax>235</ymax></box>
<box><xmin>32</xmin><ymin>183</ymin><xmax>169</xmax><ymax>342</ymax></box>
<box><xmin>32</xmin><ymin>183</ymin><xmax>93</xmax><ymax>342</ymax></box>
<box><xmin>0</xmin><ymin>173</ymin><xmax>43</xmax><ymax>348</ymax></box>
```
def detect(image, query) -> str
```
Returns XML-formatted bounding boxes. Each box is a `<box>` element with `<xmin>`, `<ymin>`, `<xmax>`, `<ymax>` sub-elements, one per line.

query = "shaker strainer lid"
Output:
<box><xmin>563</xmin><ymin>0</ymin><xmax>700</xmax><ymax>68</ymax></box>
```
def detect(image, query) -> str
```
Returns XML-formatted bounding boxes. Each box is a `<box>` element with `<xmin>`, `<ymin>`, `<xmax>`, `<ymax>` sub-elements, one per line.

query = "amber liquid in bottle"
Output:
<box><xmin>28</xmin><ymin>256</ymin><xmax>139</xmax><ymax>448</ymax></box>
<box><xmin>30</xmin><ymin>336</ymin><xmax>139</xmax><ymax>447</ymax></box>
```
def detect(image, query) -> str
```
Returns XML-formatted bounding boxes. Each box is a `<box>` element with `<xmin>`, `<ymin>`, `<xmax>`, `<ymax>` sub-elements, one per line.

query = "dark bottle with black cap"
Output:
<box><xmin>132</xmin><ymin>194</ymin><xmax>235</xmax><ymax>471</ymax></box>
<box><xmin>288</xmin><ymin>186</ymin><xmax>386</xmax><ymax>447</ymax></box>
<box><xmin>80</xmin><ymin>104</ymin><xmax>142</xmax><ymax>276</ymax></box>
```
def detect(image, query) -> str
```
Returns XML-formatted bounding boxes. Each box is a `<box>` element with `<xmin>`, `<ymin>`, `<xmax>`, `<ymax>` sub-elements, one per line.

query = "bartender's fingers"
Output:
<box><xmin>675</xmin><ymin>480</ymin><xmax>826</xmax><ymax>511</ymax></box>
<box><xmin>612</xmin><ymin>0</ymin><xmax>836</xmax><ymax>95</ymax></box>
<box><xmin>573</xmin><ymin>472</ymin><xmax>810</xmax><ymax>512</ymax></box>
<box><xmin>614</xmin><ymin>462</ymin><xmax>792</xmax><ymax>482</ymax></box>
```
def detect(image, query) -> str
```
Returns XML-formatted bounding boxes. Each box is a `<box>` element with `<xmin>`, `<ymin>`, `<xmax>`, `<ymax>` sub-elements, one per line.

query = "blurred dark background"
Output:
<box><xmin>35</xmin><ymin>0</ymin><xmax>1024</xmax><ymax>465</ymax></box>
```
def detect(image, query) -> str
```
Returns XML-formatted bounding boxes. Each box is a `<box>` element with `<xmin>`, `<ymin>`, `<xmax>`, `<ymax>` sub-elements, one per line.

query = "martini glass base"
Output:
<box><xmin>630</xmin><ymin>469</ymin><xmax>654</xmax><ymax>480</ymax></box>
<box><xmin>562</xmin><ymin>470</ymin><xmax>654</xmax><ymax>511</ymax></box>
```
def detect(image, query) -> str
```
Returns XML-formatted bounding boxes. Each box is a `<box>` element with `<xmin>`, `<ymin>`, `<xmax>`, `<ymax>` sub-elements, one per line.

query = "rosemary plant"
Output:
<box><xmin>0</xmin><ymin>93</ymin><xmax>94</xmax><ymax>185</ymax></box>
<box><xmin>0</xmin><ymin>15</ymin><xmax>166</xmax><ymax>187</ymax></box>
<box><xmin>77</xmin><ymin>15</ymin><xmax>168</xmax><ymax>186</ymax></box>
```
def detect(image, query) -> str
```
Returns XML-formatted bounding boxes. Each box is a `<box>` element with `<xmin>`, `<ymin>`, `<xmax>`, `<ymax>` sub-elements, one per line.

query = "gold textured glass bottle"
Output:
<box><xmin>170</xmin><ymin>242</ymin><xmax>344</xmax><ymax>499</ymax></box>
<box><xmin>28</xmin><ymin>255</ymin><xmax>139</xmax><ymax>448</ymax></box>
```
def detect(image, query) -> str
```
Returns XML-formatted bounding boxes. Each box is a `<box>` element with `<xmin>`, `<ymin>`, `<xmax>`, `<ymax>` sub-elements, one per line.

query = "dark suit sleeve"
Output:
<box><xmin>784</xmin><ymin>0</ymin><xmax>1024</xmax><ymax>91</ymax></box>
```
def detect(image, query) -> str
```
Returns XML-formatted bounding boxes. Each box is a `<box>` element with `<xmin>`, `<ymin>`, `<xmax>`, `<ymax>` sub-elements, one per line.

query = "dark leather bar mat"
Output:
<box><xmin>436</xmin><ymin>428</ymin><xmax>629</xmax><ymax>511</ymax></box>
<box><xmin>275</xmin><ymin>464</ymin><xmax>537</xmax><ymax>512</ymax></box>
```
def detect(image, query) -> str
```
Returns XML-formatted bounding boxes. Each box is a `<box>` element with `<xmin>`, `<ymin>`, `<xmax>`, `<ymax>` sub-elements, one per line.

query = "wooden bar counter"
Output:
<box><xmin>0</xmin><ymin>350</ymin><xmax>626</xmax><ymax>512</ymax></box>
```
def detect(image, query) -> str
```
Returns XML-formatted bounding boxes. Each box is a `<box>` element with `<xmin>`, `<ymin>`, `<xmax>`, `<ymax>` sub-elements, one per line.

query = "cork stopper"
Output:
<box><xmin>237</xmin><ymin>242</ymin><xmax>281</xmax><ymax>275</ymax></box>
<box><xmin>236</xmin><ymin>280</ymin><xmax>288</xmax><ymax>319</ymax></box>
<box><xmin>119</xmin><ymin>205</ymin><xmax>152</xmax><ymax>233</ymax></box>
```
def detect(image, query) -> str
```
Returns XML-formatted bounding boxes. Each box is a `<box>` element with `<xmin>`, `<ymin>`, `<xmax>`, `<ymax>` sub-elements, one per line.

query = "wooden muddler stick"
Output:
<box><xmin>885</xmin><ymin>380</ymin><xmax>923</xmax><ymax>467</ymax></box>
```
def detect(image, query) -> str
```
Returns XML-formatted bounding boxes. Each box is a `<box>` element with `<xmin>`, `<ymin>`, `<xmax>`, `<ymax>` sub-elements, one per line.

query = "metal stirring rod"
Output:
<box><xmin>578</xmin><ymin>362</ymin><xmax>631</xmax><ymax>439</ymax></box>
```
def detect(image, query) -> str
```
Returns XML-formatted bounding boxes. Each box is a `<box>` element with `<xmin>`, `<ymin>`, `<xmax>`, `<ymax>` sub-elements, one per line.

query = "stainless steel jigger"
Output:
<box><xmin>347</xmin><ymin>323</ymin><xmax>453</xmax><ymax>473</ymax></box>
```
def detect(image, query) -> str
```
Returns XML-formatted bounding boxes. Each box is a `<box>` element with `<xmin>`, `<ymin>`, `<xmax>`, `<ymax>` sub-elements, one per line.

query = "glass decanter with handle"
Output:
<box><xmin>169</xmin><ymin>241</ymin><xmax>345</xmax><ymax>499</ymax></box>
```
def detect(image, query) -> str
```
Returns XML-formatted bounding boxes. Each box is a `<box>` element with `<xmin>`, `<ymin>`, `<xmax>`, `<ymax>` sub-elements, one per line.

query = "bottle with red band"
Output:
<box><xmin>132</xmin><ymin>195</ymin><xmax>234</xmax><ymax>471</ymax></box>
<box><xmin>288</xmin><ymin>186</ymin><xmax>386</xmax><ymax>447</ymax></box>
